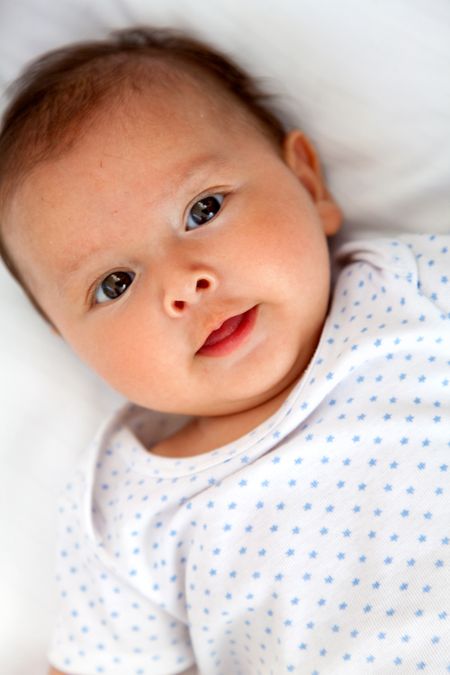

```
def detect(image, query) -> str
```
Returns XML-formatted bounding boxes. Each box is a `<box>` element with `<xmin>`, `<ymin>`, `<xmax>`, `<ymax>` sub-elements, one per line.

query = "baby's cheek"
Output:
<box><xmin>81</xmin><ymin>324</ymin><xmax>176</xmax><ymax>408</ymax></box>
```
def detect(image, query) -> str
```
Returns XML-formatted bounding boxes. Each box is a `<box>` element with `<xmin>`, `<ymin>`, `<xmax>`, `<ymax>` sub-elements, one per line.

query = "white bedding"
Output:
<box><xmin>0</xmin><ymin>1</ymin><xmax>449</xmax><ymax>673</ymax></box>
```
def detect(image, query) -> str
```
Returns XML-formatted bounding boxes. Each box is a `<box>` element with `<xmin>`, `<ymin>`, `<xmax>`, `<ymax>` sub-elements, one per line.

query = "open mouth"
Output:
<box><xmin>196</xmin><ymin>305</ymin><xmax>259</xmax><ymax>357</ymax></box>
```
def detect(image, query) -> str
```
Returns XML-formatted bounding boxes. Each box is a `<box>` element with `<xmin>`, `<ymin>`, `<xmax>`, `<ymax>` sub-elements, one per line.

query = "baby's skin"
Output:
<box><xmin>4</xmin><ymin>77</ymin><xmax>341</xmax><ymax>461</ymax></box>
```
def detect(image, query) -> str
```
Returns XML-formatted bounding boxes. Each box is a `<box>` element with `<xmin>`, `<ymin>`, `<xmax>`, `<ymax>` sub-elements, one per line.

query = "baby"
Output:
<box><xmin>0</xmin><ymin>27</ymin><xmax>448</xmax><ymax>675</ymax></box>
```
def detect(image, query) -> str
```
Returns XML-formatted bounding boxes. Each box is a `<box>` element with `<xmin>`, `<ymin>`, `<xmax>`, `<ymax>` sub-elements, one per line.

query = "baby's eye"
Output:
<box><xmin>93</xmin><ymin>270</ymin><xmax>136</xmax><ymax>304</ymax></box>
<box><xmin>186</xmin><ymin>193</ymin><xmax>224</xmax><ymax>231</ymax></box>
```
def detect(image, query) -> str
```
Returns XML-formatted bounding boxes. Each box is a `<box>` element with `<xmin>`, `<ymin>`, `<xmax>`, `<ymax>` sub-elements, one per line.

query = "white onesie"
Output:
<box><xmin>49</xmin><ymin>234</ymin><xmax>450</xmax><ymax>675</ymax></box>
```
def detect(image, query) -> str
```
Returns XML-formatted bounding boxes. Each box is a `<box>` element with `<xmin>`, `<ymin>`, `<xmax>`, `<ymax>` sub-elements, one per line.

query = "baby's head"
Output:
<box><xmin>0</xmin><ymin>27</ymin><xmax>341</xmax><ymax>417</ymax></box>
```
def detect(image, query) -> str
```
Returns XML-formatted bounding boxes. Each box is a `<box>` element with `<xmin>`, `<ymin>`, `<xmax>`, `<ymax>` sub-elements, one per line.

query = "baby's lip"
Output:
<box><xmin>196</xmin><ymin>305</ymin><xmax>259</xmax><ymax>357</ymax></box>
<box><xmin>196</xmin><ymin>309</ymin><xmax>249</xmax><ymax>352</ymax></box>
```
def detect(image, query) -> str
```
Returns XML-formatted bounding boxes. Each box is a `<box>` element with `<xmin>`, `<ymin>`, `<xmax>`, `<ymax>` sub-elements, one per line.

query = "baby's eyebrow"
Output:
<box><xmin>58</xmin><ymin>152</ymin><xmax>227</xmax><ymax>290</ymax></box>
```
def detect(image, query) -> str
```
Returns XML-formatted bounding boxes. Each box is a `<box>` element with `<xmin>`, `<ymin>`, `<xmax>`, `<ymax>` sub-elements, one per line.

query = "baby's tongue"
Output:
<box><xmin>203</xmin><ymin>313</ymin><xmax>244</xmax><ymax>347</ymax></box>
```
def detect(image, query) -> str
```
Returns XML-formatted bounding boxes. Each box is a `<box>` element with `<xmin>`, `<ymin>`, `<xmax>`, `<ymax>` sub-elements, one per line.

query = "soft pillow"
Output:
<box><xmin>0</xmin><ymin>1</ymin><xmax>449</xmax><ymax>673</ymax></box>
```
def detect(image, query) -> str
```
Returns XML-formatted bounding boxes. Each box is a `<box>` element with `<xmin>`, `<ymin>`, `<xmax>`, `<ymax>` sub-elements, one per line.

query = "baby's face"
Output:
<box><xmin>5</xmin><ymin>83</ymin><xmax>340</xmax><ymax>417</ymax></box>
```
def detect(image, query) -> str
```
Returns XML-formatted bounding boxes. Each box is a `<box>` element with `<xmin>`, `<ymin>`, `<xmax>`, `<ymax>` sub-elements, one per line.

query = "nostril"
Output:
<box><xmin>171</xmin><ymin>277</ymin><xmax>212</xmax><ymax>312</ymax></box>
<box><xmin>197</xmin><ymin>278</ymin><xmax>210</xmax><ymax>289</ymax></box>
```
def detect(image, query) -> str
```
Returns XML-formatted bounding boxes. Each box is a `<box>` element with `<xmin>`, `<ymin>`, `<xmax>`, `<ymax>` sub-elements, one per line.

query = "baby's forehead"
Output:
<box><xmin>85</xmin><ymin>62</ymin><xmax>283</xmax><ymax>167</ymax></box>
<box><xmin>5</xmin><ymin>85</ymin><xmax>259</xmax><ymax>245</ymax></box>
<box><xmin>0</xmin><ymin>45</ymin><xmax>284</xmax><ymax>227</ymax></box>
<box><xmin>105</xmin><ymin>66</ymin><xmax>264</xmax><ymax>139</ymax></box>
<box><xmin>60</xmin><ymin>83</ymin><xmax>275</xmax><ymax>186</ymax></box>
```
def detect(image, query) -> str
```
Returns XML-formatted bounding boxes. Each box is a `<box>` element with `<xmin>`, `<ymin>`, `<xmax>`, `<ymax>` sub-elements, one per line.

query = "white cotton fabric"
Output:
<box><xmin>49</xmin><ymin>234</ymin><xmax>450</xmax><ymax>675</ymax></box>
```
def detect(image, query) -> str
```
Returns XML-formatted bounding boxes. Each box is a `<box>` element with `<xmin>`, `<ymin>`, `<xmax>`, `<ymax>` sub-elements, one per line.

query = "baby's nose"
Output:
<box><xmin>163</xmin><ymin>270</ymin><xmax>217</xmax><ymax>317</ymax></box>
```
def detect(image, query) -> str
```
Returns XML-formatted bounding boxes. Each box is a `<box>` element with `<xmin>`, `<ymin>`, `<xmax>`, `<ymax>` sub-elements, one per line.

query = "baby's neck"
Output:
<box><xmin>151</xmin><ymin>379</ymin><xmax>299</xmax><ymax>459</ymax></box>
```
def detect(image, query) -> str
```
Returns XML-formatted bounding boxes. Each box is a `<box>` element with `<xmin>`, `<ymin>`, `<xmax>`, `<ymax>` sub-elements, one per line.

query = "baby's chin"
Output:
<box><xmin>119</xmin><ymin>323</ymin><xmax>312</xmax><ymax>418</ymax></box>
<box><xmin>150</xmin><ymin>370</ymin><xmax>302</xmax><ymax>421</ymax></box>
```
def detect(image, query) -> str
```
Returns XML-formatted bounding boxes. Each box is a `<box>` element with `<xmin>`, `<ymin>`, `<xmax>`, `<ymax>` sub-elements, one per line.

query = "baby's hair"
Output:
<box><xmin>0</xmin><ymin>26</ymin><xmax>286</xmax><ymax>325</ymax></box>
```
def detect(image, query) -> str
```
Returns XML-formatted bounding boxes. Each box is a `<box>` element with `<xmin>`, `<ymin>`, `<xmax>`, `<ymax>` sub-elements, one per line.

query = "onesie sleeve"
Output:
<box><xmin>335</xmin><ymin>232</ymin><xmax>450</xmax><ymax>319</ymax></box>
<box><xmin>406</xmin><ymin>233</ymin><xmax>450</xmax><ymax>316</ymax></box>
<box><xmin>48</xmin><ymin>475</ymin><xmax>196</xmax><ymax>675</ymax></box>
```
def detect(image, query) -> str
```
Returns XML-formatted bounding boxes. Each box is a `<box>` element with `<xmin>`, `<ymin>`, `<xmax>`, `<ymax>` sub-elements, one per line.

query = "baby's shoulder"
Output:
<box><xmin>335</xmin><ymin>232</ymin><xmax>449</xmax><ymax>271</ymax></box>
<box><xmin>334</xmin><ymin>234</ymin><xmax>450</xmax><ymax>311</ymax></box>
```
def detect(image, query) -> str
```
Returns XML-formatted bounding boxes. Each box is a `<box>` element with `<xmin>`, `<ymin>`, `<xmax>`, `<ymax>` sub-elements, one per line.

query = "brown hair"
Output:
<box><xmin>0</xmin><ymin>26</ymin><xmax>287</xmax><ymax>325</ymax></box>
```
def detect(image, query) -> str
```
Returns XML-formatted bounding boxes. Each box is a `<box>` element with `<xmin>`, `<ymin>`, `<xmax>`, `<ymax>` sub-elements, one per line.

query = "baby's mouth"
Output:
<box><xmin>201</xmin><ymin>313</ymin><xmax>247</xmax><ymax>348</ymax></box>
<box><xmin>196</xmin><ymin>306</ymin><xmax>259</xmax><ymax>357</ymax></box>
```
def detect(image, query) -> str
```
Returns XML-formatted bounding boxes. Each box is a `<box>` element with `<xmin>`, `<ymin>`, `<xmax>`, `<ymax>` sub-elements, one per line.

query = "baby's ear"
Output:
<box><xmin>283</xmin><ymin>130</ymin><xmax>342</xmax><ymax>236</ymax></box>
